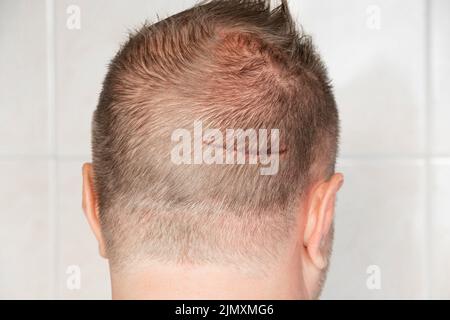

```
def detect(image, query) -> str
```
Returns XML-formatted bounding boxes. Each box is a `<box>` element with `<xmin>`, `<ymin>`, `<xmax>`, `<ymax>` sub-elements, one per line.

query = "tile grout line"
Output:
<box><xmin>424</xmin><ymin>0</ymin><xmax>433</xmax><ymax>300</ymax></box>
<box><xmin>45</xmin><ymin>0</ymin><xmax>58</xmax><ymax>300</ymax></box>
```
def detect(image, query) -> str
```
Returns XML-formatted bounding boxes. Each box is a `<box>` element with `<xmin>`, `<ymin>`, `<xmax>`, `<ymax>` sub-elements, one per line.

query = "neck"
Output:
<box><xmin>110</xmin><ymin>258</ymin><xmax>309</xmax><ymax>300</ymax></box>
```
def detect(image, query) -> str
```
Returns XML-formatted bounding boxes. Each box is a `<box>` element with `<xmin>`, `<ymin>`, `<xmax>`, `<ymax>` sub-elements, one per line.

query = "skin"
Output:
<box><xmin>82</xmin><ymin>163</ymin><xmax>343</xmax><ymax>299</ymax></box>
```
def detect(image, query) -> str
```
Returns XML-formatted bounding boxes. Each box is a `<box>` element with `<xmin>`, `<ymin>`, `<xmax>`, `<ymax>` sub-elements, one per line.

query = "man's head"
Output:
<box><xmin>82</xmin><ymin>0</ymin><xmax>343</xmax><ymax>299</ymax></box>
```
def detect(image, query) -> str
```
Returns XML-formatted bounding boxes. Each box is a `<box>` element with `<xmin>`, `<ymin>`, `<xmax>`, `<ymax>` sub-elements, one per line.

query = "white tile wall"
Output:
<box><xmin>322</xmin><ymin>159</ymin><xmax>427</xmax><ymax>299</ymax></box>
<box><xmin>0</xmin><ymin>1</ymin><xmax>49</xmax><ymax>155</ymax></box>
<box><xmin>0</xmin><ymin>0</ymin><xmax>449</xmax><ymax>299</ymax></box>
<box><xmin>430</xmin><ymin>160</ymin><xmax>450</xmax><ymax>298</ymax></box>
<box><xmin>293</xmin><ymin>0</ymin><xmax>427</xmax><ymax>157</ymax></box>
<box><xmin>429</xmin><ymin>0</ymin><xmax>450</xmax><ymax>299</ymax></box>
<box><xmin>430</xmin><ymin>0</ymin><xmax>450</xmax><ymax>155</ymax></box>
<box><xmin>0</xmin><ymin>160</ymin><xmax>53</xmax><ymax>299</ymax></box>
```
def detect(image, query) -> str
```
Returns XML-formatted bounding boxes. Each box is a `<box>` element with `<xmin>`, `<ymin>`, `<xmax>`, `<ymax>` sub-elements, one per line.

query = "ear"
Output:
<box><xmin>82</xmin><ymin>163</ymin><xmax>107</xmax><ymax>258</ymax></box>
<box><xmin>303</xmin><ymin>173</ymin><xmax>344</xmax><ymax>269</ymax></box>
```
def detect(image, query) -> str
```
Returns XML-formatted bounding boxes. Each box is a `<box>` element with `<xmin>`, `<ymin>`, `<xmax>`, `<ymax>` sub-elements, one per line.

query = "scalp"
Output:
<box><xmin>92</xmin><ymin>0</ymin><xmax>339</xmax><ymax>271</ymax></box>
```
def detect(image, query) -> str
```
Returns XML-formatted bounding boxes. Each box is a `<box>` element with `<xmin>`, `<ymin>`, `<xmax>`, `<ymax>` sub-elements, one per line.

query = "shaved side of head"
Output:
<box><xmin>92</xmin><ymin>0</ymin><xmax>339</xmax><ymax>271</ymax></box>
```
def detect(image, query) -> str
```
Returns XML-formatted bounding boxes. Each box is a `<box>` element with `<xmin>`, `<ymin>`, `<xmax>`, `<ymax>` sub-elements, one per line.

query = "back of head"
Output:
<box><xmin>92</xmin><ymin>0</ymin><xmax>339</xmax><ymax>272</ymax></box>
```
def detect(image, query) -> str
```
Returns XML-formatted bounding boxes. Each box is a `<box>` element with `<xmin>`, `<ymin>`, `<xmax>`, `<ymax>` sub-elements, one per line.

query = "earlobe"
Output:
<box><xmin>82</xmin><ymin>163</ymin><xmax>107</xmax><ymax>258</ymax></box>
<box><xmin>303</xmin><ymin>173</ymin><xmax>344</xmax><ymax>270</ymax></box>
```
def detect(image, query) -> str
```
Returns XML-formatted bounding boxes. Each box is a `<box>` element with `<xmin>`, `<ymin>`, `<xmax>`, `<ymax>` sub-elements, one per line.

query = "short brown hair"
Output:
<box><xmin>92</xmin><ymin>0</ymin><xmax>339</xmax><ymax>271</ymax></box>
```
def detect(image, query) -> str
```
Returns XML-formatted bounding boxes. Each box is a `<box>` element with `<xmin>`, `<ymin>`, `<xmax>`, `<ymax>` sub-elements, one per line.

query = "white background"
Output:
<box><xmin>0</xmin><ymin>0</ymin><xmax>449</xmax><ymax>299</ymax></box>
